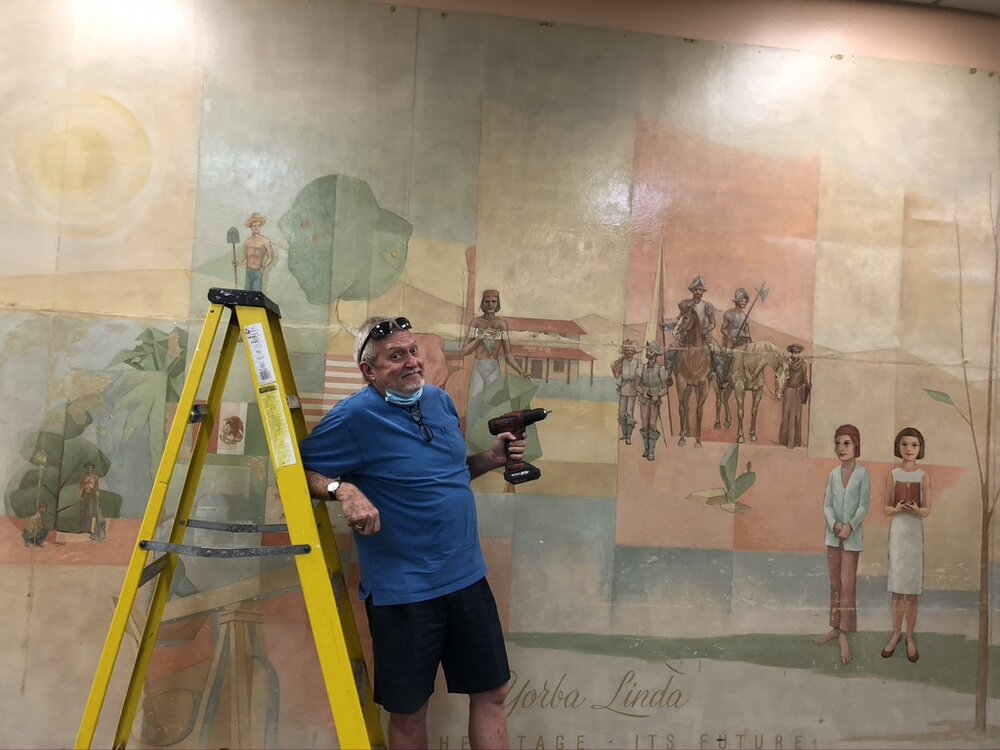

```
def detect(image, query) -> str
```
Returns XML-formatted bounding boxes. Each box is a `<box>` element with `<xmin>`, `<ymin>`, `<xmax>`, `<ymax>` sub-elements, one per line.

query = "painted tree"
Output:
<box><xmin>924</xmin><ymin>182</ymin><xmax>999</xmax><ymax>732</ymax></box>
<box><xmin>106</xmin><ymin>326</ymin><xmax>188</xmax><ymax>471</ymax></box>
<box><xmin>278</xmin><ymin>174</ymin><xmax>412</xmax><ymax>305</ymax></box>
<box><xmin>5</xmin><ymin>401</ymin><xmax>122</xmax><ymax>533</ymax></box>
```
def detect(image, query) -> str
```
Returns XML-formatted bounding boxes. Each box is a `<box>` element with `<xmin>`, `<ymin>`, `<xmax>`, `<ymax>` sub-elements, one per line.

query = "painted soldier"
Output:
<box><xmin>635</xmin><ymin>341</ymin><xmax>670</xmax><ymax>461</ymax></box>
<box><xmin>665</xmin><ymin>275</ymin><xmax>723</xmax><ymax>380</ymax></box>
<box><xmin>611</xmin><ymin>339</ymin><xmax>640</xmax><ymax>445</ymax></box>
<box><xmin>722</xmin><ymin>288</ymin><xmax>753</xmax><ymax>350</ymax></box>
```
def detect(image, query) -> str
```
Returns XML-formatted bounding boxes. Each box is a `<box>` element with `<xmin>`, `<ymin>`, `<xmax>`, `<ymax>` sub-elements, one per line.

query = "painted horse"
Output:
<box><xmin>718</xmin><ymin>341</ymin><xmax>789</xmax><ymax>443</ymax></box>
<box><xmin>671</xmin><ymin>305</ymin><xmax>712</xmax><ymax>447</ymax></box>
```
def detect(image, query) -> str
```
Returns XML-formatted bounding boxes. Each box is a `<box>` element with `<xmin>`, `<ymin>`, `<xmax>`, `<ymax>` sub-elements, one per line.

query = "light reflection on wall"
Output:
<box><xmin>72</xmin><ymin>0</ymin><xmax>189</xmax><ymax>45</ymax></box>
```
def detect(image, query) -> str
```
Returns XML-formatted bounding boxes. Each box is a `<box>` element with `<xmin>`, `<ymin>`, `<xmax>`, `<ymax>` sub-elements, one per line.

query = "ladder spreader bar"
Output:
<box><xmin>139</xmin><ymin>540</ymin><xmax>310</xmax><ymax>559</ymax></box>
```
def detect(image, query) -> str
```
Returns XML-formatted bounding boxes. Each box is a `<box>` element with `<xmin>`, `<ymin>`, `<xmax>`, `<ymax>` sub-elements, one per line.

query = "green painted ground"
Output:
<box><xmin>507</xmin><ymin>632</ymin><xmax>999</xmax><ymax>697</ymax></box>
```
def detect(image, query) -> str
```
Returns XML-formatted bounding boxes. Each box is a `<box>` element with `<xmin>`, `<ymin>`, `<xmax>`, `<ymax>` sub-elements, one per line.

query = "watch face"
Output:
<box><xmin>327</xmin><ymin>481</ymin><xmax>340</xmax><ymax>497</ymax></box>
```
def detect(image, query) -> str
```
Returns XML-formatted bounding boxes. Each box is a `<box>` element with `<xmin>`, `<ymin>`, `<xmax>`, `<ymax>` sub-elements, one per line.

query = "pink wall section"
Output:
<box><xmin>627</xmin><ymin>118</ymin><xmax>819</xmax><ymax>339</ymax></box>
<box><xmin>618</xmin><ymin>450</ymin><xmax>967</xmax><ymax>553</ymax></box>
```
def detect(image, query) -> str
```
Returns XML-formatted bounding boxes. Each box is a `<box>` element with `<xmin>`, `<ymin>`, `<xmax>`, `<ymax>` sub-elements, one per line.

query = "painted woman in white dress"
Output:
<box><xmin>881</xmin><ymin>427</ymin><xmax>931</xmax><ymax>663</ymax></box>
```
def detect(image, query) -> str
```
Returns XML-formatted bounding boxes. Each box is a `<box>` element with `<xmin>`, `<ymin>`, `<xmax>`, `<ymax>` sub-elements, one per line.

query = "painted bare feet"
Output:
<box><xmin>838</xmin><ymin>632</ymin><xmax>852</xmax><ymax>665</ymax></box>
<box><xmin>812</xmin><ymin>629</ymin><xmax>839</xmax><ymax>646</ymax></box>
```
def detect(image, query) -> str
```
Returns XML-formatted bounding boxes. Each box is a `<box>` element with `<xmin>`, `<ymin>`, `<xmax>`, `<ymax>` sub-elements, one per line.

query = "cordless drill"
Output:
<box><xmin>487</xmin><ymin>408</ymin><xmax>551</xmax><ymax>484</ymax></box>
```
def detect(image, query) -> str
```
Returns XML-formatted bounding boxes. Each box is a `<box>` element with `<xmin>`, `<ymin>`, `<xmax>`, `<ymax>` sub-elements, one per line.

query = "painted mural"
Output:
<box><xmin>1</xmin><ymin>0</ymin><xmax>999</xmax><ymax>747</ymax></box>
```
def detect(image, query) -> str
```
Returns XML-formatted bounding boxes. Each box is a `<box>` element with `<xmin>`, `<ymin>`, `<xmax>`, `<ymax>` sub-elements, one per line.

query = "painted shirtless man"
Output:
<box><xmin>235</xmin><ymin>212</ymin><xmax>274</xmax><ymax>292</ymax></box>
<box><xmin>79</xmin><ymin>462</ymin><xmax>105</xmax><ymax>540</ymax></box>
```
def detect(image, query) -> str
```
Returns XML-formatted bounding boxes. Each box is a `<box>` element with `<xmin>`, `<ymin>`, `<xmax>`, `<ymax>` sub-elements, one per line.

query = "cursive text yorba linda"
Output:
<box><xmin>506</xmin><ymin>666</ymin><xmax>690</xmax><ymax>719</ymax></box>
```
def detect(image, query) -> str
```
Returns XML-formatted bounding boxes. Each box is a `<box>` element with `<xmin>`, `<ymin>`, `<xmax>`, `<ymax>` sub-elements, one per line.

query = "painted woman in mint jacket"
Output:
<box><xmin>814</xmin><ymin>423</ymin><xmax>870</xmax><ymax>665</ymax></box>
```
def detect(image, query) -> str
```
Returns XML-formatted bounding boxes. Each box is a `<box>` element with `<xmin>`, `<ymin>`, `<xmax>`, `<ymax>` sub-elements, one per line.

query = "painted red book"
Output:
<box><xmin>893</xmin><ymin>481</ymin><xmax>921</xmax><ymax>507</ymax></box>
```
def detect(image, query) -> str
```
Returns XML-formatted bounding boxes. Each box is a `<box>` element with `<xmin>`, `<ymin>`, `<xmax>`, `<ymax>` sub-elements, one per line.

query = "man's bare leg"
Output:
<box><xmin>389</xmin><ymin>702</ymin><xmax>429</xmax><ymax>750</ymax></box>
<box><xmin>469</xmin><ymin>685</ymin><xmax>510</xmax><ymax>750</ymax></box>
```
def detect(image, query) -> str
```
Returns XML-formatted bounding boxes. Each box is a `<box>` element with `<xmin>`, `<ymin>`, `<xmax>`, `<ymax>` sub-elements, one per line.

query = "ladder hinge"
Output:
<box><xmin>189</xmin><ymin>404</ymin><xmax>210</xmax><ymax>423</ymax></box>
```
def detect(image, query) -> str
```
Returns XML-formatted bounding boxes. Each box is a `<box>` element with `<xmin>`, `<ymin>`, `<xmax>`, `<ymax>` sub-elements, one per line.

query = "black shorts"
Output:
<box><xmin>364</xmin><ymin>578</ymin><xmax>510</xmax><ymax>714</ymax></box>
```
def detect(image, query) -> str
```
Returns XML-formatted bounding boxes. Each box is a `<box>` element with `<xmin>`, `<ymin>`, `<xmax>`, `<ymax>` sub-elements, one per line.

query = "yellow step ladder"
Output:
<box><xmin>76</xmin><ymin>288</ymin><xmax>385</xmax><ymax>749</ymax></box>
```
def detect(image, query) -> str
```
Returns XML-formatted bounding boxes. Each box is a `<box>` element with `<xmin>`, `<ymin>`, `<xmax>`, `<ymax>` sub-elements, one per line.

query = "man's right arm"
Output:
<box><xmin>305</xmin><ymin>470</ymin><xmax>381</xmax><ymax>536</ymax></box>
<box><xmin>305</xmin><ymin>469</ymin><xmax>334</xmax><ymax>500</ymax></box>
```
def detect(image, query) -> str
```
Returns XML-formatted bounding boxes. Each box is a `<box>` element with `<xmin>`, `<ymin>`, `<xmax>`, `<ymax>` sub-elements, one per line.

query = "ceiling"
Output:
<box><xmin>888</xmin><ymin>0</ymin><xmax>1000</xmax><ymax>14</ymax></box>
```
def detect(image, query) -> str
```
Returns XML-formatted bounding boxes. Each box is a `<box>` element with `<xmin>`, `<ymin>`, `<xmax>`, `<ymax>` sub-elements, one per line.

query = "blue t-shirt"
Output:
<box><xmin>299</xmin><ymin>386</ymin><xmax>487</xmax><ymax>605</ymax></box>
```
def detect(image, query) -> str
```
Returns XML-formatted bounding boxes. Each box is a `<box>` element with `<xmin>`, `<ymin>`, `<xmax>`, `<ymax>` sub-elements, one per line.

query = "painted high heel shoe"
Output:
<box><xmin>881</xmin><ymin>634</ymin><xmax>900</xmax><ymax>658</ymax></box>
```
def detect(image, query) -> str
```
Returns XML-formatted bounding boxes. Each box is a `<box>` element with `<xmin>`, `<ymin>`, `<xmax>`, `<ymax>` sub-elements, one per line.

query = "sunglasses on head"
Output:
<box><xmin>357</xmin><ymin>317</ymin><xmax>413</xmax><ymax>363</ymax></box>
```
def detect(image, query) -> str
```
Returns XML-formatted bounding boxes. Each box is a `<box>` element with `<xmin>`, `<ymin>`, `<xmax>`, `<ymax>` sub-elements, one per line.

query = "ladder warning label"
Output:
<box><xmin>258</xmin><ymin>384</ymin><xmax>297</xmax><ymax>469</ymax></box>
<box><xmin>244</xmin><ymin>323</ymin><xmax>277</xmax><ymax>385</ymax></box>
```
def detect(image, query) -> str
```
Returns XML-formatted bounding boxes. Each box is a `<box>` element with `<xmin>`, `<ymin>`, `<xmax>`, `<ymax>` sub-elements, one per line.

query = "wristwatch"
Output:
<box><xmin>326</xmin><ymin>480</ymin><xmax>342</xmax><ymax>501</ymax></box>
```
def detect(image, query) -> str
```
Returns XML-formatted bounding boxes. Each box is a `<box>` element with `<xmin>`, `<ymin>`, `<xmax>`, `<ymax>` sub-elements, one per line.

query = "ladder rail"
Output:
<box><xmin>112</xmin><ymin>307</ymin><xmax>244</xmax><ymax>748</ymax></box>
<box><xmin>311</xmin><ymin>498</ymin><xmax>384</xmax><ymax>742</ymax></box>
<box><xmin>75</xmin><ymin>302</ymin><xmax>228</xmax><ymax>749</ymax></box>
<box><xmin>251</xmin><ymin>302</ymin><xmax>383</xmax><ymax>743</ymax></box>
<box><xmin>235</xmin><ymin>304</ymin><xmax>383</xmax><ymax>749</ymax></box>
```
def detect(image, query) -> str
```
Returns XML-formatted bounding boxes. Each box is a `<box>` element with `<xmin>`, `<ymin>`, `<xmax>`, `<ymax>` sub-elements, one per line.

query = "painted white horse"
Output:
<box><xmin>713</xmin><ymin>342</ymin><xmax>789</xmax><ymax>443</ymax></box>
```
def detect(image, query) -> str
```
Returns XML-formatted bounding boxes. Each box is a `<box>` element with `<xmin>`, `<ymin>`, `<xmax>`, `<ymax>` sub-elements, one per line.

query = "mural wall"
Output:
<box><xmin>2</xmin><ymin>0</ymin><xmax>999</xmax><ymax>747</ymax></box>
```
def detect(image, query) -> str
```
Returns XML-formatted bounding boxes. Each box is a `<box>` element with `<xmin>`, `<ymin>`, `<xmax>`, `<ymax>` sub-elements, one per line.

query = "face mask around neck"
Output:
<box><xmin>384</xmin><ymin>386</ymin><xmax>423</xmax><ymax>406</ymax></box>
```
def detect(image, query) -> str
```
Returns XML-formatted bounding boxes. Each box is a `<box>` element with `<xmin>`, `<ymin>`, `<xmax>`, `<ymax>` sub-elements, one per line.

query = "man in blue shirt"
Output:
<box><xmin>301</xmin><ymin>315</ymin><xmax>524</xmax><ymax>750</ymax></box>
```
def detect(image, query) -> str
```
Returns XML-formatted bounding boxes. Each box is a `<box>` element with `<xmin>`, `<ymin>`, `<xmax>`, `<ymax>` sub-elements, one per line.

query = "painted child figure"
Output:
<box><xmin>23</xmin><ymin>502</ymin><xmax>50</xmax><ymax>547</ymax></box>
<box><xmin>814</xmin><ymin>424</ymin><xmax>870</xmax><ymax>665</ymax></box>
<box><xmin>881</xmin><ymin>427</ymin><xmax>931</xmax><ymax>663</ymax></box>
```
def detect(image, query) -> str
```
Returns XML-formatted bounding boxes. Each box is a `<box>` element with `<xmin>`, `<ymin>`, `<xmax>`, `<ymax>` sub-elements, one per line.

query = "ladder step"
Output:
<box><xmin>185</xmin><ymin>519</ymin><xmax>289</xmax><ymax>533</ymax></box>
<box><xmin>207</xmin><ymin>287</ymin><xmax>281</xmax><ymax>316</ymax></box>
<box><xmin>139</xmin><ymin>540</ymin><xmax>310</xmax><ymax>558</ymax></box>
